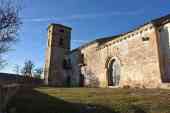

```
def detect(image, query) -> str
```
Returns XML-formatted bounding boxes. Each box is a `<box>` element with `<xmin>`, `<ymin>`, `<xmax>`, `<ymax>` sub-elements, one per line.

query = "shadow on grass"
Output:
<box><xmin>7</xmin><ymin>87</ymin><xmax>147</xmax><ymax>113</ymax></box>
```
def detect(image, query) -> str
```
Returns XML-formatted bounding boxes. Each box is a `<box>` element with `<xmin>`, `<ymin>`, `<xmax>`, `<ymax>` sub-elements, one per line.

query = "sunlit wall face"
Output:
<box><xmin>159</xmin><ymin>22</ymin><xmax>170</xmax><ymax>81</ymax></box>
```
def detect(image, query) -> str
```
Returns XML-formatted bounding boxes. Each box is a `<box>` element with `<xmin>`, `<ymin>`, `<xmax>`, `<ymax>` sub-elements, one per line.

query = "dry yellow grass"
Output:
<box><xmin>8</xmin><ymin>87</ymin><xmax>170</xmax><ymax>113</ymax></box>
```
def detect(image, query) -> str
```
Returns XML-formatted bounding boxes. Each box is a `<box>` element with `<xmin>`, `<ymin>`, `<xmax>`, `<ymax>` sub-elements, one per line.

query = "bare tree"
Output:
<box><xmin>34</xmin><ymin>67</ymin><xmax>43</xmax><ymax>79</ymax></box>
<box><xmin>21</xmin><ymin>60</ymin><xmax>35</xmax><ymax>77</ymax></box>
<box><xmin>0</xmin><ymin>0</ymin><xmax>21</xmax><ymax>68</ymax></box>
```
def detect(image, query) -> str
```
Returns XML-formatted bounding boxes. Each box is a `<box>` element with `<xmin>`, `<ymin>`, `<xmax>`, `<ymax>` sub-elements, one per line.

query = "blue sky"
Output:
<box><xmin>1</xmin><ymin>0</ymin><xmax>170</xmax><ymax>73</ymax></box>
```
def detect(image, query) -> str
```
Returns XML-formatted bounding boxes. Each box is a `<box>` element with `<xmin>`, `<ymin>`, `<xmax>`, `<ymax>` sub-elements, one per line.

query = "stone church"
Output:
<box><xmin>44</xmin><ymin>14</ymin><xmax>170</xmax><ymax>88</ymax></box>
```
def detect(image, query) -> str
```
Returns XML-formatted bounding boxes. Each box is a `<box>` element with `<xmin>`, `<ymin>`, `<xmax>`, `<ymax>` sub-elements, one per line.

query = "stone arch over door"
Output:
<box><xmin>105</xmin><ymin>57</ymin><xmax>121</xmax><ymax>87</ymax></box>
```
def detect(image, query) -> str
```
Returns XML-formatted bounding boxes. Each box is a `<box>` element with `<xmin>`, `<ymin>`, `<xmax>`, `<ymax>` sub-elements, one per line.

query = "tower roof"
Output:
<box><xmin>48</xmin><ymin>23</ymin><xmax>72</xmax><ymax>30</ymax></box>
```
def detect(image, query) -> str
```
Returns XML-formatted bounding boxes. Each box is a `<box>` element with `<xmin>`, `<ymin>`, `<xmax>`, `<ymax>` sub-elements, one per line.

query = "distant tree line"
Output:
<box><xmin>13</xmin><ymin>60</ymin><xmax>43</xmax><ymax>79</ymax></box>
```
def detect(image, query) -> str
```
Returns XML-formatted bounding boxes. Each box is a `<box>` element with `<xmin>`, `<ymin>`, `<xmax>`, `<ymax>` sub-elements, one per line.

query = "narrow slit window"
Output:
<box><xmin>59</xmin><ymin>38</ymin><xmax>64</xmax><ymax>46</ymax></box>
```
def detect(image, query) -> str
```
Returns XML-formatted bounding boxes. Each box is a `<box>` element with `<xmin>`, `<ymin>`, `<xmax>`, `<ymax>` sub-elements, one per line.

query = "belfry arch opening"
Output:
<box><xmin>106</xmin><ymin>57</ymin><xmax>120</xmax><ymax>87</ymax></box>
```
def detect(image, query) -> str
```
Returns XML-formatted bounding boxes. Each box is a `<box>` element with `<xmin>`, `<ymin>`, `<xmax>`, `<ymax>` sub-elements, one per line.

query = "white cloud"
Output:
<box><xmin>23</xmin><ymin>9</ymin><xmax>145</xmax><ymax>22</ymax></box>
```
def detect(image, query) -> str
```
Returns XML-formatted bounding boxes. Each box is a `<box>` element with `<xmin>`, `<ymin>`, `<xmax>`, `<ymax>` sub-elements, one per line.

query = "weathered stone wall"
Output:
<box><xmin>77</xmin><ymin>24</ymin><xmax>162</xmax><ymax>88</ymax></box>
<box><xmin>0</xmin><ymin>73</ymin><xmax>43</xmax><ymax>86</ymax></box>
<box><xmin>0</xmin><ymin>84</ymin><xmax>20</xmax><ymax>113</ymax></box>
<box><xmin>69</xmin><ymin>50</ymin><xmax>81</xmax><ymax>86</ymax></box>
<box><xmin>80</xmin><ymin>43</ymin><xmax>101</xmax><ymax>87</ymax></box>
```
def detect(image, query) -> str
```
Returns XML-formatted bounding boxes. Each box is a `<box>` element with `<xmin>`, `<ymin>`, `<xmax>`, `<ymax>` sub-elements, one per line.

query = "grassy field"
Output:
<box><xmin>8</xmin><ymin>87</ymin><xmax>170</xmax><ymax>113</ymax></box>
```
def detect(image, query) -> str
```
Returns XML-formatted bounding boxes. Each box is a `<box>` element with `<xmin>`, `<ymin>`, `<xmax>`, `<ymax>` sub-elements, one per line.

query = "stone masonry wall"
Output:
<box><xmin>79</xmin><ymin>24</ymin><xmax>162</xmax><ymax>88</ymax></box>
<box><xmin>44</xmin><ymin>24</ymin><xmax>71</xmax><ymax>86</ymax></box>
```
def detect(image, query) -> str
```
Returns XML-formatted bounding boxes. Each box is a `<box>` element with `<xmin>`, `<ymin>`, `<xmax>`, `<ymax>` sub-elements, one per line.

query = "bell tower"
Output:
<box><xmin>44</xmin><ymin>24</ymin><xmax>72</xmax><ymax>86</ymax></box>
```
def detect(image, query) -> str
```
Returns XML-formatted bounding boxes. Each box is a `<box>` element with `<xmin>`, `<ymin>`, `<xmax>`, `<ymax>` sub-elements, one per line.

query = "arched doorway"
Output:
<box><xmin>107</xmin><ymin>58</ymin><xmax>120</xmax><ymax>86</ymax></box>
<box><xmin>79</xmin><ymin>74</ymin><xmax>84</xmax><ymax>87</ymax></box>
